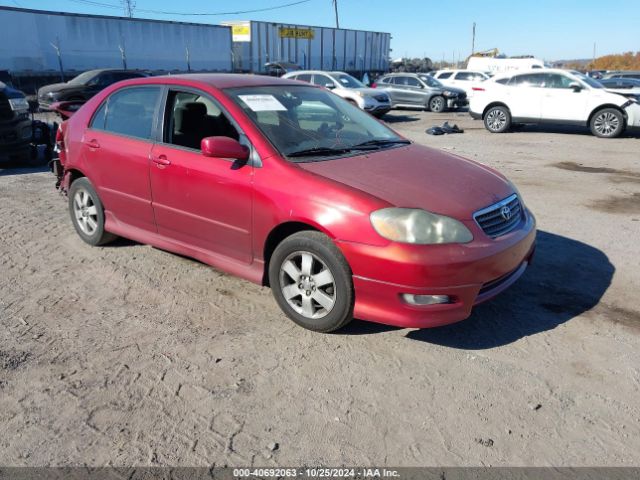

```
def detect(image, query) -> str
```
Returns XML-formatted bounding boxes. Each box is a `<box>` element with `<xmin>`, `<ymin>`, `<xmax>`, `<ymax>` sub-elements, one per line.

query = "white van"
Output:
<box><xmin>467</xmin><ymin>57</ymin><xmax>547</xmax><ymax>75</ymax></box>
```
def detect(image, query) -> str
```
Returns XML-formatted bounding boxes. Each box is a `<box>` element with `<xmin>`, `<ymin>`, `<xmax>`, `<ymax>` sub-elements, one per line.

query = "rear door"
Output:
<box><xmin>504</xmin><ymin>73</ymin><xmax>546</xmax><ymax>120</ymax></box>
<box><xmin>148</xmin><ymin>87</ymin><xmax>253</xmax><ymax>263</ymax></box>
<box><xmin>81</xmin><ymin>85</ymin><xmax>161</xmax><ymax>232</ymax></box>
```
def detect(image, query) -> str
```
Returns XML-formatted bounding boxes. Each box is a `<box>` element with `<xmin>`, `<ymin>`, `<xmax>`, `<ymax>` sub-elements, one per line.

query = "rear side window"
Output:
<box><xmin>437</xmin><ymin>72</ymin><xmax>453</xmax><ymax>79</ymax></box>
<box><xmin>509</xmin><ymin>74</ymin><xmax>545</xmax><ymax>88</ymax></box>
<box><xmin>92</xmin><ymin>86</ymin><xmax>161</xmax><ymax>140</ymax></box>
<box><xmin>454</xmin><ymin>72</ymin><xmax>473</xmax><ymax>81</ymax></box>
<box><xmin>296</xmin><ymin>74</ymin><xmax>312</xmax><ymax>83</ymax></box>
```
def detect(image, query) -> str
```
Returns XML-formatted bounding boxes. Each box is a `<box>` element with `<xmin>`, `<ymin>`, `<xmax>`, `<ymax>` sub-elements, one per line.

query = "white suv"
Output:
<box><xmin>431</xmin><ymin>70</ymin><xmax>490</xmax><ymax>97</ymax></box>
<box><xmin>470</xmin><ymin>69</ymin><xmax>640</xmax><ymax>138</ymax></box>
<box><xmin>282</xmin><ymin>70</ymin><xmax>391</xmax><ymax>117</ymax></box>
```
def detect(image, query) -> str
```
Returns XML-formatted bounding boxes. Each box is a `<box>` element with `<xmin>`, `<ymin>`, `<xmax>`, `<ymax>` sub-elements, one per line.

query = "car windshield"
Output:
<box><xmin>330</xmin><ymin>73</ymin><xmax>365</xmax><ymax>88</ymax></box>
<box><xmin>68</xmin><ymin>70</ymin><xmax>99</xmax><ymax>85</ymax></box>
<box><xmin>226</xmin><ymin>85</ymin><xmax>406</xmax><ymax>161</ymax></box>
<box><xmin>572</xmin><ymin>72</ymin><xmax>603</xmax><ymax>89</ymax></box>
<box><xmin>418</xmin><ymin>75</ymin><xmax>443</xmax><ymax>88</ymax></box>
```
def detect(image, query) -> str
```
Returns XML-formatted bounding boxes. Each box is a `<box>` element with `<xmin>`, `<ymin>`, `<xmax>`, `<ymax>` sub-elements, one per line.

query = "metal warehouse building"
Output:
<box><xmin>0</xmin><ymin>6</ymin><xmax>234</xmax><ymax>76</ymax></box>
<box><xmin>223</xmin><ymin>21</ymin><xmax>391</xmax><ymax>75</ymax></box>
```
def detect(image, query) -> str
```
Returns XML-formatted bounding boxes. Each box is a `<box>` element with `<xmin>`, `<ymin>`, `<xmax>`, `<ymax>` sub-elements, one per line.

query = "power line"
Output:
<box><xmin>67</xmin><ymin>0</ymin><xmax>313</xmax><ymax>16</ymax></box>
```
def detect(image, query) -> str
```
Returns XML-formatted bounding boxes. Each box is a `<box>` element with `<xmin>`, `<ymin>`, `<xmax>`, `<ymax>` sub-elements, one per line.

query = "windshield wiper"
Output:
<box><xmin>351</xmin><ymin>139</ymin><xmax>411</xmax><ymax>149</ymax></box>
<box><xmin>287</xmin><ymin>146</ymin><xmax>353</xmax><ymax>158</ymax></box>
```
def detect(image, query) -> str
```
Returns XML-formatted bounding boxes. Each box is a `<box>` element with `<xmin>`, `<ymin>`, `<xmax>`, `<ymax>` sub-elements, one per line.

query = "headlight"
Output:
<box><xmin>443</xmin><ymin>90</ymin><xmax>458</xmax><ymax>97</ymax></box>
<box><xmin>370</xmin><ymin>208</ymin><xmax>473</xmax><ymax>244</ymax></box>
<box><xmin>8</xmin><ymin>97</ymin><xmax>29</xmax><ymax>111</ymax></box>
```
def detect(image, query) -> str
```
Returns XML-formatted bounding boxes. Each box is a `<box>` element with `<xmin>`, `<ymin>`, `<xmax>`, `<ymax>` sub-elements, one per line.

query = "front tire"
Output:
<box><xmin>590</xmin><ymin>108</ymin><xmax>624</xmax><ymax>138</ymax></box>
<box><xmin>268</xmin><ymin>231</ymin><xmax>354</xmax><ymax>332</ymax></box>
<box><xmin>484</xmin><ymin>105</ymin><xmax>512</xmax><ymax>133</ymax></box>
<box><xmin>68</xmin><ymin>177</ymin><xmax>117</xmax><ymax>246</ymax></box>
<box><xmin>428</xmin><ymin>95</ymin><xmax>446</xmax><ymax>113</ymax></box>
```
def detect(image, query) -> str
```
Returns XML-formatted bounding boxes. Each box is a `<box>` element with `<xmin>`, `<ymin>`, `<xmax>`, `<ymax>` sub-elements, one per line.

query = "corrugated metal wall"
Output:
<box><xmin>242</xmin><ymin>21</ymin><xmax>390</xmax><ymax>74</ymax></box>
<box><xmin>0</xmin><ymin>7</ymin><xmax>233</xmax><ymax>74</ymax></box>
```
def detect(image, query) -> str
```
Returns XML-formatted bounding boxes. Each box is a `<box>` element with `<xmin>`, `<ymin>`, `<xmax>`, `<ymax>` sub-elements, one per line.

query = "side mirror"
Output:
<box><xmin>325</xmin><ymin>84</ymin><xmax>336</xmax><ymax>90</ymax></box>
<box><xmin>201</xmin><ymin>136</ymin><xmax>250</xmax><ymax>161</ymax></box>
<box><xmin>569</xmin><ymin>82</ymin><xmax>583</xmax><ymax>92</ymax></box>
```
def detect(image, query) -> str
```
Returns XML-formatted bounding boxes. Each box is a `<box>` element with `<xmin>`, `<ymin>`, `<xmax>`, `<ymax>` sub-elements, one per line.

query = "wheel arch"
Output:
<box><xmin>61</xmin><ymin>167</ymin><xmax>88</xmax><ymax>193</ymax></box>
<box><xmin>482</xmin><ymin>102</ymin><xmax>511</xmax><ymax>119</ymax></box>
<box><xmin>262</xmin><ymin>221</ymin><xmax>326</xmax><ymax>286</ymax></box>
<box><xmin>587</xmin><ymin>104</ymin><xmax>627</xmax><ymax>127</ymax></box>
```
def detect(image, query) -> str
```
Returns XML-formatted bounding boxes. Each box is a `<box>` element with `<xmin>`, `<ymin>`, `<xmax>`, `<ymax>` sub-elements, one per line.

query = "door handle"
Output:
<box><xmin>84</xmin><ymin>139</ymin><xmax>100</xmax><ymax>149</ymax></box>
<box><xmin>152</xmin><ymin>154</ymin><xmax>171</xmax><ymax>166</ymax></box>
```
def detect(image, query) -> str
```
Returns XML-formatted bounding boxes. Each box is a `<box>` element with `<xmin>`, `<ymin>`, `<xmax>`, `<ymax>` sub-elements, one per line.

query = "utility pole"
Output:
<box><xmin>332</xmin><ymin>0</ymin><xmax>339</xmax><ymax>29</ymax></box>
<box><xmin>592</xmin><ymin>42</ymin><xmax>596</xmax><ymax>66</ymax></box>
<box><xmin>121</xmin><ymin>0</ymin><xmax>135</xmax><ymax>18</ymax></box>
<box><xmin>471</xmin><ymin>22</ymin><xmax>476</xmax><ymax>55</ymax></box>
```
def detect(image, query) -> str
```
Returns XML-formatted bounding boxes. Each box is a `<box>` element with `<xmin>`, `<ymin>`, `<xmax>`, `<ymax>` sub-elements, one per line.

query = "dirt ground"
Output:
<box><xmin>0</xmin><ymin>110</ymin><xmax>639</xmax><ymax>467</ymax></box>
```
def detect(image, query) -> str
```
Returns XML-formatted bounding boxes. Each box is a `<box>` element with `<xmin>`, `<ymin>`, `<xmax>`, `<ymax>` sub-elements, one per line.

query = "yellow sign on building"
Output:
<box><xmin>279</xmin><ymin>27</ymin><xmax>315</xmax><ymax>39</ymax></box>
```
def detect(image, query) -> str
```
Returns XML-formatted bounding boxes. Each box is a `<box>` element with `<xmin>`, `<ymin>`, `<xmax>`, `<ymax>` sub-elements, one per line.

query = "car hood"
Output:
<box><xmin>442</xmin><ymin>86</ymin><xmax>467</xmax><ymax>95</ymax></box>
<box><xmin>352</xmin><ymin>87</ymin><xmax>382</xmax><ymax>96</ymax></box>
<box><xmin>297</xmin><ymin>143</ymin><xmax>514</xmax><ymax>220</ymax></box>
<box><xmin>38</xmin><ymin>83</ymin><xmax>77</xmax><ymax>95</ymax></box>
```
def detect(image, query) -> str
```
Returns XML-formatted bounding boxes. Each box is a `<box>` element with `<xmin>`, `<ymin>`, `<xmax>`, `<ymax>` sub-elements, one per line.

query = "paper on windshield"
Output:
<box><xmin>238</xmin><ymin>94</ymin><xmax>287</xmax><ymax>112</ymax></box>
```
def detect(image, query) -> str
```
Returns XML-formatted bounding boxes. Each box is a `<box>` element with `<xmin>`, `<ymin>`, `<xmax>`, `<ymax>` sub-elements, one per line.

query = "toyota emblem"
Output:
<box><xmin>500</xmin><ymin>205</ymin><xmax>512</xmax><ymax>220</ymax></box>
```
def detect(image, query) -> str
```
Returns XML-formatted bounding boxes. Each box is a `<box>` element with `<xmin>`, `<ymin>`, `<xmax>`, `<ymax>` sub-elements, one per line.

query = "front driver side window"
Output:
<box><xmin>544</xmin><ymin>74</ymin><xmax>575</xmax><ymax>89</ymax></box>
<box><xmin>164</xmin><ymin>90</ymin><xmax>240</xmax><ymax>150</ymax></box>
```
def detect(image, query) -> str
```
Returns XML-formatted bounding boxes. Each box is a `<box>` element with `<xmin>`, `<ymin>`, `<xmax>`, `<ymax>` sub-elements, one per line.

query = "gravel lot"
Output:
<box><xmin>1</xmin><ymin>110</ymin><xmax>639</xmax><ymax>467</ymax></box>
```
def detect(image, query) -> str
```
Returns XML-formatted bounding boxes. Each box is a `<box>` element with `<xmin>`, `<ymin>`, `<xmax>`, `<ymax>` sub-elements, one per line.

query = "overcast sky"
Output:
<box><xmin>6</xmin><ymin>0</ymin><xmax>640</xmax><ymax>61</ymax></box>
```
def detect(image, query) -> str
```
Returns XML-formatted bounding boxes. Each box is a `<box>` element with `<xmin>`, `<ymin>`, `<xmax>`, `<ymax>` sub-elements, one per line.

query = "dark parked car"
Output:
<box><xmin>37</xmin><ymin>69</ymin><xmax>147</xmax><ymax>109</ymax></box>
<box><xmin>0</xmin><ymin>80</ymin><xmax>32</xmax><ymax>162</ymax></box>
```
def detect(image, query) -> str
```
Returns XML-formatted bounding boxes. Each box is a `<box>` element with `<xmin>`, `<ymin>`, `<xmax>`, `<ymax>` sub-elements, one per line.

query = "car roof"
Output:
<box><xmin>114</xmin><ymin>73</ymin><xmax>307</xmax><ymax>89</ymax></box>
<box><xmin>286</xmin><ymin>70</ymin><xmax>347</xmax><ymax>75</ymax></box>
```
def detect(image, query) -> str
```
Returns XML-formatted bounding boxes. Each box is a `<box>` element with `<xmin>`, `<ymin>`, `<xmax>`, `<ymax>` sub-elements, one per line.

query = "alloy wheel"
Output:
<box><xmin>593</xmin><ymin>112</ymin><xmax>620</xmax><ymax>137</ymax></box>
<box><xmin>279</xmin><ymin>251</ymin><xmax>336</xmax><ymax>319</ymax></box>
<box><xmin>73</xmin><ymin>188</ymin><xmax>99</xmax><ymax>236</ymax></box>
<box><xmin>486</xmin><ymin>109</ymin><xmax>507</xmax><ymax>131</ymax></box>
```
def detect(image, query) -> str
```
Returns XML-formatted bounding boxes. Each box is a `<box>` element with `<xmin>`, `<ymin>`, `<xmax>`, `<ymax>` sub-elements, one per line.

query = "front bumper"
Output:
<box><xmin>336</xmin><ymin>211</ymin><xmax>536</xmax><ymax>328</ymax></box>
<box><xmin>447</xmin><ymin>97</ymin><xmax>469</xmax><ymax>109</ymax></box>
<box><xmin>364</xmin><ymin>103</ymin><xmax>391</xmax><ymax>116</ymax></box>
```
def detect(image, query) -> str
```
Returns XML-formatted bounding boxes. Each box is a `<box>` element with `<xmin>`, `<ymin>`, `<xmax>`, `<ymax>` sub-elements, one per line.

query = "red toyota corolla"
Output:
<box><xmin>54</xmin><ymin>74</ymin><xmax>536</xmax><ymax>332</ymax></box>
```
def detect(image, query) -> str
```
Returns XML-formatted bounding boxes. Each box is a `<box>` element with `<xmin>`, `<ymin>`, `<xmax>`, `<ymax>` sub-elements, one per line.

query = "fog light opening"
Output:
<box><xmin>402</xmin><ymin>294</ymin><xmax>451</xmax><ymax>306</ymax></box>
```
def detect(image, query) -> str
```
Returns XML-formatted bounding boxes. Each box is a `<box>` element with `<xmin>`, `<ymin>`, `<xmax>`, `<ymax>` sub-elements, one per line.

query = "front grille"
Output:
<box><xmin>0</xmin><ymin>93</ymin><xmax>13</xmax><ymax>121</ymax></box>
<box><xmin>458</xmin><ymin>92</ymin><xmax>467</xmax><ymax>100</ymax></box>
<box><xmin>374</xmin><ymin>94</ymin><xmax>389</xmax><ymax>103</ymax></box>
<box><xmin>474</xmin><ymin>194</ymin><xmax>523</xmax><ymax>238</ymax></box>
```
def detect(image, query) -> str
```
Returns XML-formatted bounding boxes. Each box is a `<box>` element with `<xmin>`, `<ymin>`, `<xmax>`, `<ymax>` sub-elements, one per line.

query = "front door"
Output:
<box><xmin>149</xmin><ymin>88</ymin><xmax>253</xmax><ymax>264</ymax></box>
<box><xmin>541</xmin><ymin>73</ymin><xmax>589</xmax><ymax>122</ymax></box>
<box><xmin>81</xmin><ymin>85</ymin><xmax>161</xmax><ymax>232</ymax></box>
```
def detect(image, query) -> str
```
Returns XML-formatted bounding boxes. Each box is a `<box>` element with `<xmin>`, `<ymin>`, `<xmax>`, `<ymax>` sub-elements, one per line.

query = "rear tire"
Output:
<box><xmin>68</xmin><ymin>177</ymin><xmax>117</xmax><ymax>246</ymax></box>
<box><xmin>428</xmin><ymin>95</ymin><xmax>446</xmax><ymax>113</ymax></box>
<box><xmin>268</xmin><ymin>231</ymin><xmax>354</xmax><ymax>332</ymax></box>
<box><xmin>484</xmin><ymin>105</ymin><xmax>512</xmax><ymax>133</ymax></box>
<box><xmin>590</xmin><ymin>108</ymin><xmax>624</xmax><ymax>138</ymax></box>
